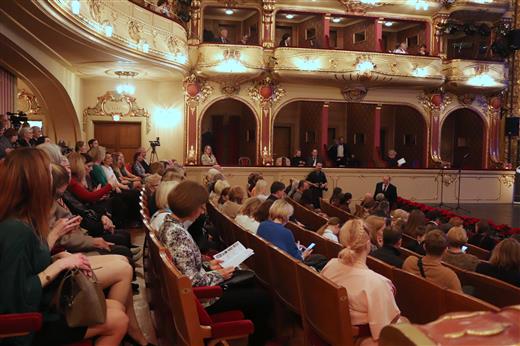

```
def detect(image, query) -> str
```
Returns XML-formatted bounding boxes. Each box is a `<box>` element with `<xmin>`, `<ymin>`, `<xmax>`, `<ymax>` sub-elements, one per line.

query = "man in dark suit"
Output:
<box><xmin>328</xmin><ymin>137</ymin><xmax>349</xmax><ymax>167</ymax></box>
<box><xmin>371</xmin><ymin>226</ymin><xmax>404</xmax><ymax>268</ymax></box>
<box><xmin>306</xmin><ymin>148</ymin><xmax>322</xmax><ymax>167</ymax></box>
<box><xmin>306</xmin><ymin>163</ymin><xmax>327</xmax><ymax>207</ymax></box>
<box><xmin>216</xmin><ymin>28</ymin><xmax>230</xmax><ymax>44</ymax></box>
<box><xmin>374</xmin><ymin>176</ymin><xmax>397</xmax><ymax>208</ymax></box>
<box><xmin>267</xmin><ymin>181</ymin><xmax>286</xmax><ymax>202</ymax></box>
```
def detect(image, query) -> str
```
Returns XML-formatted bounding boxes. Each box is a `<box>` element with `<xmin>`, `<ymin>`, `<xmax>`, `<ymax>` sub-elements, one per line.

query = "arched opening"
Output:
<box><xmin>201</xmin><ymin>99</ymin><xmax>258</xmax><ymax>166</ymax></box>
<box><xmin>441</xmin><ymin>108</ymin><xmax>485</xmax><ymax>169</ymax></box>
<box><xmin>273</xmin><ymin>101</ymin><xmax>426</xmax><ymax>167</ymax></box>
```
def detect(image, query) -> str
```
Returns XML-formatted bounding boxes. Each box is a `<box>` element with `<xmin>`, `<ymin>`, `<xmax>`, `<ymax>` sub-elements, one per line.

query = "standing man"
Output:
<box><xmin>306</xmin><ymin>163</ymin><xmax>328</xmax><ymax>207</ymax></box>
<box><xmin>306</xmin><ymin>148</ymin><xmax>322</xmax><ymax>167</ymax></box>
<box><xmin>331</xmin><ymin>137</ymin><xmax>348</xmax><ymax>167</ymax></box>
<box><xmin>374</xmin><ymin>176</ymin><xmax>398</xmax><ymax>209</ymax></box>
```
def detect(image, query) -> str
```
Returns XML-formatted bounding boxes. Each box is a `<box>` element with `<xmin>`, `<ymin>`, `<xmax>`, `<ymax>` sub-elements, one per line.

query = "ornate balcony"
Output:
<box><xmin>273</xmin><ymin>48</ymin><xmax>444</xmax><ymax>89</ymax></box>
<box><xmin>443</xmin><ymin>59</ymin><xmax>508</xmax><ymax>94</ymax></box>
<box><xmin>194</xmin><ymin>44</ymin><xmax>265</xmax><ymax>89</ymax></box>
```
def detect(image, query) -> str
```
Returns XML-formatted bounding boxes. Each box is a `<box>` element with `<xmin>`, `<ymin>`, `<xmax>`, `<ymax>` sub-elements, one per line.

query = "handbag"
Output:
<box><xmin>219</xmin><ymin>269</ymin><xmax>256</xmax><ymax>290</ymax></box>
<box><xmin>53</xmin><ymin>268</ymin><xmax>107</xmax><ymax>327</ymax></box>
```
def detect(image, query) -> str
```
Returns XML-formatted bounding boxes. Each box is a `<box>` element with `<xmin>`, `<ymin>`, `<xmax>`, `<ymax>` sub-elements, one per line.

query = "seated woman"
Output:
<box><xmin>317</xmin><ymin>217</ymin><xmax>341</xmax><ymax>243</ymax></box>
<box><xmin>364</xmin><ymin>215</ymin><xmax>385</xmax><ymax>251</ymax></box>
<box><xmin>158</xmin><ymin>180</ymin><xmax>272</xmax><ymax>346</ymax></box>
<box><xmin>338</xmin><ymin>192</ymin><xmax>353</xmax><ymax>213</ymax></box>
<box><xmin>150</xmin><ymin>181</ymin><xmax>179</xmax><ymax>231</ymax></box>
<box><xmin>112</xmin><ymin>152</ymin><xmax>142</xmax><ymax>189</ymax></box>
<box><xmin>201</xmin><ymin>145</ymin><xmax>218</xmax><ymax>166</ymax></box>
<box><xmin>0</xmin><ymin>148</ymin><xmax>128</xmax><ymax>346</ymax></box>
<box><xmin>476</xmin><ymin>238</ymin><xmax>520</xmax><ymax>287</ymax></box>
<box><xmin>101</xmin><ymin>152</ymin><xmax>133</xmax><ymax>191</ymax></box>
<box><xmin>442</xmin><ymin>227</ymin><xmax>479</xmax><ymax>271</ymax></box>
<box><xmin>235</xmin><ymin>197</ymin><xmax>262</xmax><ymax>234</ymax></box>
<box><xmin>221</xmin><ymin>186</ymin><xmax>245</xmax><ymax>219</ymax></box>
<box><xmin>68</xmin><ymin>152</ymin><xmax>113</xmax><ymax>203</ymax></box>
<box><xmin>132</xmin><ymin>150</ymin><xmax>150</xmax><ymax>178</ymax></box>
<box><xmin>322</xmin><ymin>219</ymin><xmax>402</xmax><ymax>345</ymax></box>
<box><xmin>209</xmin><ymin>179</ymin><xmax>230</xmax><ymax>205</ymax></box>
<box><xmin>257</xmin><ymin>199</ymin><xmax>313</xmax><ymax>261</ymax></box>
<box><xmin>251</xmin><ymin>179</ymin><xmax>269</xmax><ymax>201</ymax></box>
<box><xmin>329</xmin><ymin>187</ymin><xmax>343</xmax><ymax>205</ymax></box>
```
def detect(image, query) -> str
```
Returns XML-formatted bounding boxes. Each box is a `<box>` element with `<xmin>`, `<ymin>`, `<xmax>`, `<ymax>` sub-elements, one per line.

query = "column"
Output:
<box><xmin>323</xmin><ymin>14</ymin><xmax>331</xmax><ymax>49</ymax></box>
<box><xmin>261</xmin><ymin>0</ymin><xmax>276</xmax><ymax>49</ymax></box>
<box><xmin>424</xmin><ymin>21</ymin><xmax>431</xmax><ymax>54</ymax></box>
<box><xmin>320</xmin><ymin>102</ymin><xmax>329</xmax><ymax>162</ymax></box>
<box><xmin>374</xmin><ymin>19</ymin><xmax>383</xmax><ymax>52</ymax></box>
<box><xmin>487</xmin><ymin>99</ymin><xmax>501</xmax><ymax>168</ymax></box>
<box><xmin>429</xmin><ymin>108</ymin><xmax>442</xmax><ymax>166</ymax></box>
<box><xmin>432</xmin><ymin>12</ymin><xmax>449</xmax><ymax>57</ymax></box>
<box><xmin>373</xmin><ymin>104</ymin><xmax>382</xmax><ymax>163</ymax></box>
<box><xmin>188</xmin><ymin>0</ymin><xmax>201</xmax><ymax>45</ymax></box>
<box><xmin>185</xmin><ymin>100</ymin><xmax>198</xmax><ymax>164</ymax></box>
<box><xmin>261</xmin><ymin>106</ymin><xmax>271</xmax><ymax>165</ymax></box>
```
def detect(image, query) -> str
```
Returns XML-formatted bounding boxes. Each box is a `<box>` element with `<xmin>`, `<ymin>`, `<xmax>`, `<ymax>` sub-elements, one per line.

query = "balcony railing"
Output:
<box><xmin>273</xmin><ymin>47</ymin><xmax>444</xmax><ymax>88</ymax></box>
<box><xmin>443</xmin><ymin>59</ymin><xmax>507</xmax><ymax>93</ymax></box>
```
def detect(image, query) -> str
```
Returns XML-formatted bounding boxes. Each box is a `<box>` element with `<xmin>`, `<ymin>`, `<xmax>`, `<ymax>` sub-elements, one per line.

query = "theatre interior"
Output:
<box><xmin>1</xmin><ymin>0</ymin><xmax>520</xmax><ymax>345</ymax></box>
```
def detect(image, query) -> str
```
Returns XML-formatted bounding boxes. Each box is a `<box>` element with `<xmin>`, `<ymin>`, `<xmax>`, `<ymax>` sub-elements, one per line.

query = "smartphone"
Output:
<box><xmin>461</xmin><ymin>245</ymin><xmax>468</xmax><ymax>253</ymax></box>
<box><xmin>306</xmin><ymin>243</ymin><xmax>316</xmax><ymax>251</ymax></box>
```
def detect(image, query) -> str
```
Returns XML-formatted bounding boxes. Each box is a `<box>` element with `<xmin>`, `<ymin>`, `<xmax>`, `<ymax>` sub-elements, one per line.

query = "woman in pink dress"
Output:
<box><xmin>322</xmin><ymin>219</ymin><xmax>402</xmax><ymax>345</ymax></box>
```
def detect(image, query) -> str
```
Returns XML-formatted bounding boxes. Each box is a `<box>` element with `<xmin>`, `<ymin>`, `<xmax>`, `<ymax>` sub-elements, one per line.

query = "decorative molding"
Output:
<box><xmin>341</xmin><ymin>87</ymin><xmax>368</xmax><ymax>101</ymax></box>
<box><xmin>457</xmin><ymin>93</ymin><xmax>476</xmax><ymax>106</ymax></box>
<box><xmin>221</xmin><ymin>83</ymin><xmax>240</xmax><ymax>96</ymax></box>
<box><xmin>183</xmin><ymin>73</ymin><xmax>213</xmax><ymax>104</ymax></box>
<box><xmin>418</xmin><ymin>89</ymin><xmax>453</xmax><ymax>112</ymax></box>
<box><xmin>83</xmin><ymin>91</ymin><xmax>150</xmax><ymax>133</ymax></box>
<box><xmin>338</xmin><ymin>0</ymin><xmax>387</xmax><ymax>14</ymax></box>
<box><xmin>128</xmin><ymin>20</ymin><xmax>143</xmax><ymax>43</ymax></box>
<box><xmin>17</xmin><ymin>89</ymin><xmax>41</xmax><ymax>115</ymax></box>
<box><xmin>498</xmin><ymin>174</ymin><xmax>514</xmax><ymax>188</ymax></box>
<box><xmin>248</xmin><ymin>76</ymin><xmax>286</xmax><ymax>108</ymax></box>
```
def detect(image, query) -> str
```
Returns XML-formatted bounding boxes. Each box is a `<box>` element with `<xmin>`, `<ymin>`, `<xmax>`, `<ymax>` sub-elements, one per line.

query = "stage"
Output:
<box><xmin>429</xmin><ymin>203</ymin><xmax>520</xmax><ymax>228</ymax></box>
<box><xmin>185</xmin><ymin>166</ymin><xmax>516</xmax><ymax>205</ymax></box>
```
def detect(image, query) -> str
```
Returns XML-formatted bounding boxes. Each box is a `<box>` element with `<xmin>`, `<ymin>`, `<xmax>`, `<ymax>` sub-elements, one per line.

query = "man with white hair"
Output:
<box><xmin>29</xmin><ymin>126</ymin><xmax>42</xmax><ymax>146</ymax></box>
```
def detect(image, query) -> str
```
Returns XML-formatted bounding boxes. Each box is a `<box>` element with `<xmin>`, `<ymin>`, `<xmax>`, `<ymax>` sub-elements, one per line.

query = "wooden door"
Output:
<box><xmin>274</xmin><ymin>126</ymin><xmax>291</xmax><ymax>159</ymax></box>
<box><xmin>94</xmin><ymin>121</ymin><xmax>141</xmax><ymax>160</ymax></box>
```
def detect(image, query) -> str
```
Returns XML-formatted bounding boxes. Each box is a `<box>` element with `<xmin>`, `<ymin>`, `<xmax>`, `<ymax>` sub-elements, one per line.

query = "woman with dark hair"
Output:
<box><xmin>402</xmin><ymin>209</ymin><xmax>426</xmax><ymax>237</ymax></box>
<box><xmin>0</xmin><ymin>148</ymin><xmax>129</xmax><ymax>346</ymax></box>
<box><xmin>75</xmin><ymin>140</ymin><xmax>88</xmax><ymax>153</ymax></box>
<box><xmin>279</xmin><ymin>33</ymin><xmax>291</xmax><ymax>47</ymax></box>
<box><xmin>132</xmin><ymin>150</ymin><xmax>149</xmax><ymax>178</ymax></box>
<box><xmin>158</xmin><ymin>180</ymin><xmax>272</xmax><ymax>345</ymax></box>
<box><xmin>476</xmin><ymin>238</ymin><xmax>520</xmax><ymax>287</ymax></box>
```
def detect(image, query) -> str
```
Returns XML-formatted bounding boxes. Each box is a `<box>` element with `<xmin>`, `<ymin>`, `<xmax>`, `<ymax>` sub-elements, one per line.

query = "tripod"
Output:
<box><xmin>453</xmin><ymin>154</ymin><xmax>470</xmax><ymax>213</ymax></box>
<box><xmin>150</xmin><ymin>145</ymin><xmax>159</xmax><ymax>163</ymax></box>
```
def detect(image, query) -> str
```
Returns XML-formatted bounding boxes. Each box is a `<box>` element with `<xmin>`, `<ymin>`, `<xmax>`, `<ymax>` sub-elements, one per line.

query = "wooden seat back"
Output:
<box><xmin>397</xmin><ymin>246</ymin><xmax>421</xmax><ymax>260</ymax></box>
<box><xmin>287</xmin><ymin>198</ymin><xmax>327</xmax><ymax>231</ymax></box>
<box><xmin>366</xmin><ymin>256</ymin><xmax>395</xmax><ymax>281</ymax></box>
<box><xmin>460</xmin><ymin>270</ymin><xmax>520</xmax><ymax>308</ymax></box>
<box><xmin>267</xmin><ymin>245</ymin><xmax>303</xmax><ymax>314</ymax></box>
<box><xmin>160</xmin><ymin>250</ymin><xmax>210</xmax><ymax>346</ymax></box>
<box><xmin>296</xmin><ymin>263</ymin><xmax>354</xmax><ymax>346</ymax></box>
<box><xmin>392</xmin><ymin>268</ymin><xmax>445</xmax><ymax>324</ymax></box>
<box><xmin>465</xmin><ymin>243</ymin><xmax>490</xmax><ymax>260</ymax></box>
<box><xmin>286</xmin><ymin>222</ymin><xmax>329</xmax><ymax>257</ymax></box>
<box><xmin>443</xmin><ymin>288</ymin><xmax>500</xmax><ymax>313</ymax></box>
<box><xmin>244</xmin><ymin>232</ymin><xmax>272</xmax><ymax>286</ymax></box>
<box><xmin>319</xmin><ymin>198</ymin><xmax>353</xmax><ymax>223</ymax></box>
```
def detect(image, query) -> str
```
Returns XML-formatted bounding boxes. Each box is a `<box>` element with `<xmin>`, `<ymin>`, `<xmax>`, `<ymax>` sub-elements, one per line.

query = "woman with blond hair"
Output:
<box><xmin>235</xmin><ymin>197</ymin><xmax>262</xmax><ymax>233</ymax></box>
<box><xmin>252</xmin><ymin>179</ymin><xmax>269</xmax><ymax>201</ymax></box>
<box><xmin>150</xmin><ymin>181</ymin><xmax>179</xmax><ymax>231</ymax></box>
<box><xmin>364</xmin><ymin>215</ymin><xmax>385</xmax><ymax>251</ymax></box>
<box><xmin>476</xmin><ymin>238</ymin><xmax>520</xmax><ymax>287</ymax></box>
<box><xmin>322</xmin><ymin>219</ymin><xmax>401</xmax><ymax>344</ymax></box>
<box><xmin>317</xmin><ymin>217</ymin><xmax>341</xmax><ymax>243</ymax></box>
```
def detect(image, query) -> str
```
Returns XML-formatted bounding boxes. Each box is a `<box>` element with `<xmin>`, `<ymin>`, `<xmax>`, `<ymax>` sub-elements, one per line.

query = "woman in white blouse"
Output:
<box><xmin>201</xmin><ymin>145</ymin><xmax>218</xmax><ymax>166</ymax></box>
<box><xmin>235</xmin><ymin>197</ymin><xmax>262</xmax><ymax>234</ymax></box>
<box><xmin>317</xmin><ymin>217</ymin><xmax>341</xmax><ymax>243</ymax></box>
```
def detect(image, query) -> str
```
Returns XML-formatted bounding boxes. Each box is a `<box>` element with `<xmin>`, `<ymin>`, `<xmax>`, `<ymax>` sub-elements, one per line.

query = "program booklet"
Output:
<box><xmin>213</xmin><ymin>241</ymin><xmax>254</xmax><ymax>268</ymax></box>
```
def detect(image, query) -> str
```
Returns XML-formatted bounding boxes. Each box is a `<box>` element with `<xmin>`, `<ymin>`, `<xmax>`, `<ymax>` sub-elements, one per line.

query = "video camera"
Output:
<box><xmin>149</xmin><ymin>137</ymin><xmax>160</xmax><ymax>149</ymax></box>
<box><xmin>6</xmin><ymin>111</ymin><xmax>28</xmax><ymax>129</ymax></box>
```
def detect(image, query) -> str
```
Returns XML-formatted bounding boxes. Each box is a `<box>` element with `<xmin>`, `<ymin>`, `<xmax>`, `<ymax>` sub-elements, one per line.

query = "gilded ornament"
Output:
<box><xmin>128</xmin><ymin>20</ymin><xmax>142</xmax><ymax>43</ymax></box>
<box><xmin>221</xmin><ymin>83</ymin><xmax>240</xmax><ymax>96</ymax></box>
<box><xmin>83</xmin><ymin>91</ymin><xmax>151</xmax><ymax>133</ymax></box>
<box><xmin>338</xmin><ymin>0</ymin><xmax>387</xmax><ymax>14</ymax></box>
<box><xmin>17</xmin><ymin>89</ymin><xmax>41</xmax><ymax>115</ymax></box>
<box><xmin>183</xmin><ymin>74</ymin><xmax>213</xmax><ymax>104</ymax></box>
<box><xmin>498</xmin><ymin>175</ymin><xmax>514</xmax><ymax>188</ymax></box>
<box><xmin>87</xmin><ymin>0</ymin><xmax>102</xmax><ymax>22</ymax></box>
<box><xmin>457</xmin><ymin>94</ymin><xmax>475</xmax><ymax>106</ymax></box>
<box><xmin>341</xmin><ymin>87</ymin><xmax>367</xmax><ymax>101</ymax></box>
<box><xmin>418</xmin><ymin>90</ymin><xmax>452</xmax><ymax>112</ymax></box>
<box><xmin>248</xmin><ymin>76</ymin><xmax>286</xmax><ymax>108</ymax></box>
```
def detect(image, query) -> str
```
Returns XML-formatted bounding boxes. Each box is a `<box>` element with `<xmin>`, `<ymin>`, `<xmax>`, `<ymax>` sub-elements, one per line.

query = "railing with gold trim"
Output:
<box><xmin>443</xmin><ymin>59</ymin><xmax>508</xmax><ymax>94</ymax></box>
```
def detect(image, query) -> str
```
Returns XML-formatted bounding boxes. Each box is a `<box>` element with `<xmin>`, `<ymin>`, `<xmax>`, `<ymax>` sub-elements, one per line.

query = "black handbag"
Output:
<box><xmin>219</xmin><ymin>269</ymin><xmax>256</xmax><ymax>290</ymax></box>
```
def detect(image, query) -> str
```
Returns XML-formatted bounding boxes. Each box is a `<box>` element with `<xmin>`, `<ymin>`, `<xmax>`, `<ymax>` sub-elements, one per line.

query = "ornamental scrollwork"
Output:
<box><xmin>498</xmin><ymin>175</ymin><xmax>514</xmax><ymax>188</ymax></box>
<box><xmin>183</xmin><ymin>74</ymin><xmax>213</xmax><ymax>104</ymax></box>
<box><xmin>248</xmin><ymin>76</ymin><xmax>286</xmax><ymax>108</ymax></box>
<box><xmin>418</xmin><ymin>89</ymin><xmax>453</xmax><ymax>112</ymax></box>
<box><xmin>83</xmin><ymin>91</ymin><xmax>150</xmax><ymax>133</ymax></box>
<box><xmin>17</xmin><ymin>89</ymin><xmax>41</xmax><ymax>115</ymax></box>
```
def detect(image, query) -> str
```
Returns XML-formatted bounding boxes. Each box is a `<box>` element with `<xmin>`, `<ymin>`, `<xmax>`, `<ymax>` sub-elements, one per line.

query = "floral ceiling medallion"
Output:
<box><xmin>338</xmin><ymin>0</ymin><xmax>387</xmax><ymax>14</ymax></box>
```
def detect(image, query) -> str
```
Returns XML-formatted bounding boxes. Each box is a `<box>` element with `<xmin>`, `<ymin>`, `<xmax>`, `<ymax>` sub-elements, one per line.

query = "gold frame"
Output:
<box><xmin>353</xmin><ymin>30</ymin><xmax>366</xmax><ymax>44</ymax></box>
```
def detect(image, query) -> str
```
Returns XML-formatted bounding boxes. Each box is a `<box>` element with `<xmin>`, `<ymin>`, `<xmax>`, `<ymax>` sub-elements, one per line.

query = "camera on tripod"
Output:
<box><xmin>6</xmin><ymin>111</ymin><xmax>28</xmax><ymax>129</ymax></box>
<box><xmin>149</xmin><ymin>137</ymin><xmax>160</xmax><ymax>149</ymax></box>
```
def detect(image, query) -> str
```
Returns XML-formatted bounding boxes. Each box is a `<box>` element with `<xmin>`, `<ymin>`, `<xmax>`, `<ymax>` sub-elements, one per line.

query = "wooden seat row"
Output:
<box><xmin>287</xmin><ymin>198</ymin><xmax>328</xmax><ymax>231</ymax></box>
<box><xmin>319</xmin><ymin>198</ymin><xmax>355</xmax><ymax>224</ymax></box>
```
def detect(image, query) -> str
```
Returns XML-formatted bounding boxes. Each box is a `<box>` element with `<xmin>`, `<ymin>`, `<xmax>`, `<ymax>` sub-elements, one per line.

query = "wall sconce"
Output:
<box><xmin>408</xmin><ymin>0</ymin><xmax>429</xmax><ymax>10</ymax></box>
<box><xmin>355</xmin><ymin>60</ymin><xmax>375</xmax><ymax>73</ymax></box>
<box><xmin>467</xmin><ymin>73</ymin><xmax>497</xmax><ymax>87</ymax></box>
<box><xmin>102</xmin><ymin>20</ymin><xmax>113</xmax><ymax>38</ymax></box>
<box><xmin>112</xmin><ymin>114</ymin><xmax>121</xmax><ymax>121</ymax></box>
<box><xmin>71</xmin><ymin>0</ymin><xmax>81</xmax><ymax>15</ymax></box>
<box><xmin>294</xmin><ymin>57</ymin><xmax>321</xmax><ymax>71</ymax></box>
<box><xmin>215</xmin><ymin>50</ymin><xmax>247</xmax><ymax>73</ymax></box>
<box><xmin>412</xmin><ymin>66</ymin><xmax>429</xmax><ymax>77</ymax></box>
<box><xmin>114</xmin><ymin>70</ymin><xmax>138</xmax><ymax>95</ymax></box>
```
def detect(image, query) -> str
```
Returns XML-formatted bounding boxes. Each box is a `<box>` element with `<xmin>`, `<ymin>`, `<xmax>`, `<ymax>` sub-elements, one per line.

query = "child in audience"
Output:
<box><xmin>317</xmin><ymin>217</ymin><xmax>341</xmax><ymax>243</ymax></box>
<box><xmin>322</xmin><ymin>219</ymin><xmax>402</xmax><ymax>344</ymax></box>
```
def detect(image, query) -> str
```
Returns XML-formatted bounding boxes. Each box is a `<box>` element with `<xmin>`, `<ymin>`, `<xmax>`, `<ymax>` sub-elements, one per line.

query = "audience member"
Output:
<box><xmin>267</xmin><ymin>181</ymin><xmax>286</xmax><ymax>201</ymax></box>
<box><xmin>222</xmin><ymin>186</ymin><xmax>245</xmax><ymax>219</ymax></box>
<box><xmin>306</xmin><ymin>162</ymin><xmax>328</xmax><ymax>207</ymax></box>
<box><xmin>87</xmin><ymin>138</ymin><xmax>98</xmax><ymax>149</ymax></box>
<box><xmin>253</xmin><ymin>199</ymin><xmax>274</xmax><ymax>223</ymax></box>
<box><xmin>442</xmin><ymin>227</ymin><xmax>479</xmax><ymax>272</ymax></box>
<box><xmin>247</xmin><ymin>172</ymin><xmax>263</xmax><ymax>196</ymax></box>
<box><xmin>402</xmin><ymin>209</ymin><xmax>426</xmax><ymax>237</ymax></box>
<box><xmin>291</xmin><ymin>180</ymin><xmax>309</xmax><ymax>203</ymax></box>
<box><xmin>329</xmin><ymin>137</ymin><xmax>348</xmax><ymax>167</ymax></box>
<box><xmin>403</xmin><ymin>230</ymin><xmax>462</xmax><ymax>292</ymax></box>
<box><xmin>279</xmin><ymin>33</ymin><xmax>291</xmax><ymax>47</ymax></box>
<box><xmin>291</xmin><ymin>149</ymin><xmax>306</xmax><ymax>167</ymax></box>
<box><xmin>240</xmin><ymin>33</ymin><xmax>250</xmax><ymax>45</ymax></box>
<box><xmin>201</xmin><ymin>145</ymin><xmax>218</xmax><ymax>166</ymax></box>
<box><xmin>216</xmin><ymin>27</ymin><xmax>230</xmax><ymax>44</ymax></box>
<box><xmin>132</xmin><ymin>150</ymin><xmax>150</xmax><ymax>178</ymax></box>
<box><xmin>252</xmin><ymin>179</ymin><xmax>269</xmax><ymax>201</ymax></box>
<box><xmin>218</xmin><ymin>186</ymin><xmax>230</xmax><ymax>207</ymax></box>
<box><xmin>372</xmin><ymin>226</ymin><xmax>404</xmax><ymax>268</ymax></box>
<box><xmin>338</xmin><ymin>192</ymin><xmax>353</xmax><ymax>213</ymax></box>
<box><xmin>322</xmin><ymin>219</ymin><xmax>402</xmax><ymax>343</ymax></box>
<box><xmin>74</xmin><ymin>140</ymin><xmax>88</xmax><ymax>153</ymax></box>
<box><xmin>0</xmin><ymin>148</ymin><xmax>129</xmax><ymax>346</ymax></box>
<box><xmin>0</xmin><ymin>128</ymin><xmax>18</xmax><ymax>159</ymax></box>
<box><xmin>150</xmin><ymin>181</ymin><xmax>179</xmax><ymax>231</ymax></box>
<box><xmin>418</xmin><ymin>44</ymin><xmax>428</xmax><ymax>56</ymax></box>
<box><xmin>317</xmin><ymin>217</ymin><xmax>341</xmax><ymax>243</ymax></box>
<box><xmin>385</xmin><ymin>149</ymin><xmax>399</xmax><ymax>168</ymax></box>
<box><xmin>468</xmin><ymin>220</ymin><xmax>496</xmax><ymax>251</ymax></box>
<box><xmin>365</xmin><ymin>215</ymin><xmax>385</xmax><ymax>251</ymax></box>
<box><xmin>404</xmin><ymin>225</ymin><xmax>427</xmax><ymax>255</ymax></box>
<box><xmin>112</xmin><ymin>152</ymin><xmax>142</xmax><ymax>189</ymax></box>
<box><xmin>235</xmin><ymin>197</ymin><xmax>262</xmax><ymax>233</ymax></box>
<box><xmin>374</xmin><ymin>176</ymin><xmax>397</xmax><ymax>208</ymax></box>
<box><xmin>158</xmin><ymin>180</ymin><xmax>272</xmax><ymax>345</ymax></box>
<box><xmin>17</xmin><ymin>126</ymin><xmax>32</xmax><ymax>147</ymax></box>
<box><xmin>393</xmin><ymin>42</ymin><xmax>408</xmax><ymax>54</ymax></box>
<box><xmin>29</xmin><ymin>126</ymin><xmax>42</xmax><ymax>146</ymax></box>
<box><xmin>306</xmin><ymin>148</ymin><xmax>322</xmax><ymax>167</ymax></box>
<box><xmin>210</xmin><ymin>179</ymin><xmax>230</xmax><ymax>204</ymax></box>
<box><xmin>476</xmin><ymin>238</ymin><xmax>520</xmax><ymax>287</ymax></box>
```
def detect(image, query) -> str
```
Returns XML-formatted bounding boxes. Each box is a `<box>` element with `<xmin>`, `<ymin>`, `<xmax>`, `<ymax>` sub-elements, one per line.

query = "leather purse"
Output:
<box><xmin>53</xmin><ymin>268</ymin><xmax>106</xmax><ymax>327</ymax></box>
<box><xmin>219</xmin><ymin>269</ymin><xmax>256</xmax><ymax>290</ymax></box>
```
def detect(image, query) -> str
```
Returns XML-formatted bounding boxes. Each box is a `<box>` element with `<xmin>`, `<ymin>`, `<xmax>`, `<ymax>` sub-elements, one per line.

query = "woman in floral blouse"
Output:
<box><xmin>158</xmin><ymin>180</ymin><xmax>272</xmax><ymax>345</ymax></box>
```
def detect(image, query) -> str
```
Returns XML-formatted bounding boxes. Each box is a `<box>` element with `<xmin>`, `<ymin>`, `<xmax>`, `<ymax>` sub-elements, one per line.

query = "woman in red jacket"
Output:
<box><xmin>68</xmin><ymin>152</ymin><xmax>113</xmax><ymax>203</ymax></box>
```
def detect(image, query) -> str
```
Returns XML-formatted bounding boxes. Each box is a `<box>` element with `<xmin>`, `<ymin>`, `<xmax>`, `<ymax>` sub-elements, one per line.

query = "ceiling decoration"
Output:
<box><xmin>338</xmin><ymin>0</ymin><xmax>387</xmax><ymax>14</ymax></box>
